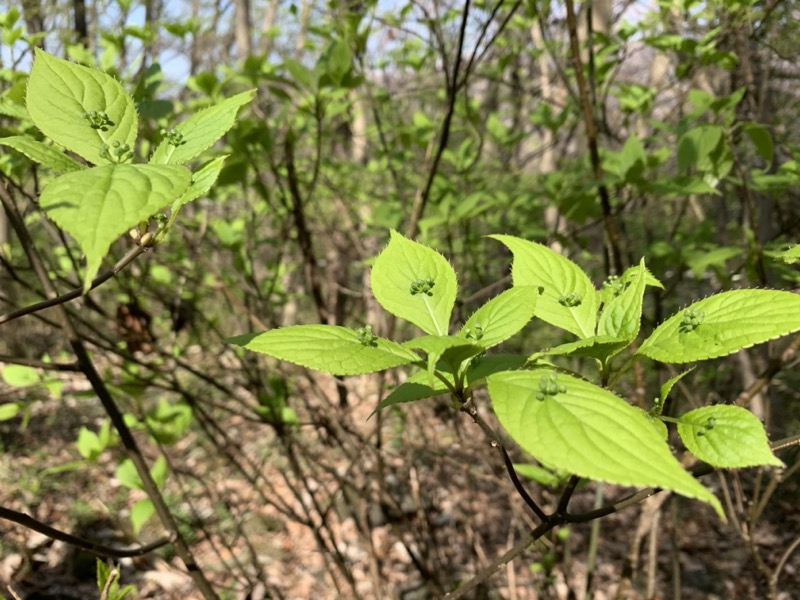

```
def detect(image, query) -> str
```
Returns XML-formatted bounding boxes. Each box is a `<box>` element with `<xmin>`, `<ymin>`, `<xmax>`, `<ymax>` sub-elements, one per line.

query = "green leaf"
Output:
<box><xmin>658</xmin><ymin>368</ymin><xmax>694</xmax><ymax>407</ymax></box>
<box><xmin>0</xmin><ymin>403</ymin><xmax>21</xmax><ymax>421</ymax></box>
<box><xmin>458</xmin><ymin>286</ymin><xmax>539</xmax><ymax>348</ymax></box>
<box><xmin>513</xmin><ymin>464</ymin><xmax>564</xmax><ymax>487</ymax></box>
<box><xmin>172</xmin><ymin>155</ymin><xmax>227</xmax><ymax>213</ymax></box>
<box><xmin>130</xmin><ymin>499</ymin><xmax>155</xmax><ymax>535</ymax></box>
<box><xmin>371</xmin><ymin>230</ymin><xmax>458</xmax><ymax>336</ymax></box>
<box><xmin>742</xmin><ymin>122</ymin><xmax>773</xmax><ymax>165</ymax></box>
<box><xmin>115</xmin><ymin>456</ymin><xmax>167</xmax><ymax>491</ymax></box>
<box><xmin>2</xmin><ymin>364</ymin><xmax>40</xmax><ymax>387</ymax></box>
<box><xmin>685</xmin><ymin>246</ymin><xmax>741</xmax><ymax>278</ymax></box>
<box><xmin>637</xmin><ymin>290</ymin><xmax>800</xmax><ymax>363</ymax></box>
<box><xmin>465</xmin><ymin>354</ymin><xmax>527</xmax><ymax>386</ymax></box>
<box><xmin>371</xmin><ymin>381</ymin><xmax>446</xmax><ymax>417</ymax></box>
<box><xmin>677</xmin><ymin>125</ymin><xmax>721</xmax><ymax>171</ymax></box>
<box><xmin>403</xmin><ymin>335</ymin><xmax>482</xmax><ymax>378</ymax></box>
<box><xmin>115</xmin><ymin>459</ymin><xmax>143</xmax><ymax>490</ymax></box>
<box><xmin>771</xmin><ymin>244</ymin><xmax>800</xmax><ymax>264</ymax></box>
<box><xmin>528</xmin><ymin>335</ymin><xmax>628</xmax><ymax>362</ymax></box>
<box><xmin>76</xmin><ymin>427</ymin><xmax>103</xmax><ymax>461</ymax></box>
<box><xmin>26</xmin><ymin>48</ymin><xmax>137</xmax><ymax>165</ymax></box>
<box><xmin>677</xmin><ymin>405</ymin><xmax>783</xmax><ymax>468</ymax></box>
<box><xmin>598</xmin><ymin>258</ymin><xmax>647</xmax><ymax>343</ymax></box>
<box><xmin>487</xmin><ymin>369</ymin><xmax>723</xmax><ymax>517</ymax></box>
<box><xmin>284</xmin><ymin>58</ymin><xmax>316</xmax><ymax>91</ymax></box>
<box><xmin>490</xmin><ymin>235</ymin><xmax>598</xmax><ymax>338</ymax></box>
<box><xmin>96</xmin><ymin>559</ymin><xmax>111</xmax><ymax>590</ymax></box>
<box><xmin>39</xmin><ymin>163</ymin><xmax>191</xmax><ymax>291</ymax></box>
<box><xmin>618</xmin><ymin>134</ymin><xmax>646</xmax><ymax>182</ymax></box>
<box><xmin>145</xmin><ymin>400</ymin><xmax>192</xmax><ymax>445</ymax></box>
<box><xmin>227</xmin><ymin>325</ymin><xmax>420</xmax><ymax>376</ymax></box>
<box><xmin>0</xmin><ymin>101</ymin><xmax>29</xmax><ymax>120</ymax></box>
<box><xmin>150</xmin><ymin>455</ymin><xmax>168</xmax><ymax>487</ymax></box>
<box><xmin>0</xmin><ymin>136</ymin><xmax>85</xmax><ymax>173</ymax></box>
<box><xmin>150</xmin><ymin>90</ymin><xmax>255</xmax><ymax>165</ymax></box>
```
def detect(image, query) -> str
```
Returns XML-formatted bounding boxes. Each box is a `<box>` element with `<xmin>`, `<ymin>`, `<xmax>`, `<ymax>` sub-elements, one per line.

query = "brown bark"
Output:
<box><xmin>233</xmin><ymin>0</ymin><xmax>252</xmax><ymax>58</ymax></box>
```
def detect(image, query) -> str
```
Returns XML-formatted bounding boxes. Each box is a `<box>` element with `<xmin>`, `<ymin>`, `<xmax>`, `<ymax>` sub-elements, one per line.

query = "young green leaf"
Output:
<box><xmin>130</xmin><ymin>499</ymin><xmax>155</xmax><ymax>535</ymax></box>
<box><xmin>76</xmin><ymin>427</ymin><xmax>103</xmax><ymax>461</ymax></box>
<box><xmin>458</xmin><ymin>286</ymin><xmax>539</xmax><ymax>348</ymax></box>
<box><xmin>597</xmin><ymin>258</ymin><xmax>647</xmax><ymax>343</ymax></box>
<box><xmin>465</xmin><ymin>353</ymin><xmax>527</xmax><ymax>386</ymax></box>
<box><xmin>771</xmin><ymin>244</ymin><xmax>800</xmax><ymax>264</ymax></box>
<box><xmin>403</xmin><ymin>335</ymin><xmax>482</xmax><ymax>378</ymax></box>
<box><xmin>0</xmin><ymin>403</ymin><xmax>21</xmax><ymax>421</ymax></box>
<box><xmin>371</xmin><ymin>381</ymin><xmax>446</xmax><ymax>418</ymax></box>
<box><xmin>513</xmin><ymin>463</ymin><xmax>565</xmax><ymax>487</ymax></box>
<box><xmin>2</xmin><ymin>364</ymin><xmax>41</xmax><ymax>387</ymax></box>
<box><xmin>490</xmin><ymin>235</ymin><xmax>598</xmax><ymax>338</ymax></box>
<box><xmin>742</xmin><ymin>122</ymin><xmax>773</xmax><ymax>165</ymax></box>
<box><xmin>658</xmin><ymin>368</ymin><xmax>694</xmax><ymax>407</ymax></box>
<box><xmin>528</xmin><ymin>335</ymin><xmax>628</xmax><ymax>362</ymax></box>
<box><xmin>0</xmin><ymin>136</ymin><xmax>85</xmax><ymax>173</ymax></box>
<box><xmin>227</xmin><ymin>325</ymin><xmax>420</xmax><ymax>376</ymax></box>
<box><xmin>677</xmin><ymin>405</ymin><xmax>783</xmax><ymax>468</ymax></box>
<box><xmin>149</xmin><ymin>90</ymin><xmax>255</xmax><ymax>165</ymax></box>
<box><xmin>39</xmin><ymin>164</ymin><xmax>191</xmax><ymax>291</ymax></box>
<box><xmin>168</xmin><ymin>156</ymin><xmax>228</xmax><ymax>226</ymax></box>
<box><xmin>26</xmin><ymin>48</ymin><xmax>138</xmax><ymax>166</ymax></box>
<box><xmin>371</xmin><ymin>230</ymin><xmax>458</xmax><ymax>336</ymax></box>
<box><xmin>637</xmin><ymin>289</ymin><xmax>800</xmax><ymax>363</ymax></box>
<box><xmin>487</xmin><ymin>369</ymin><xmax>723</xmax><ymax>517</ymax></box>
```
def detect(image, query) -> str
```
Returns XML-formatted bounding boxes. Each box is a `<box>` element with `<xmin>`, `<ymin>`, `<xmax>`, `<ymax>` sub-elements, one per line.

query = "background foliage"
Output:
<box><xmin>1</xmin><ymin>0</ymin><xmax>799</xmax><ymax>598</ymax></box>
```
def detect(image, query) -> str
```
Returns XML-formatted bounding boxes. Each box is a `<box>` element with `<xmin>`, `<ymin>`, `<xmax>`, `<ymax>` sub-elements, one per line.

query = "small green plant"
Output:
<box><xmin>230</xmin><ymin>231</ymin><xmax>800</xmax><ymax>519</ymax></box>
<box><xmin>96</xmin><ymin>559</ymin><xmax>136</xmax><ymax>600</ymax></box>
<box><xmin>0</xmin><ymin>48</ymin><xmax>253</xmax><ymax>292</ymax></box>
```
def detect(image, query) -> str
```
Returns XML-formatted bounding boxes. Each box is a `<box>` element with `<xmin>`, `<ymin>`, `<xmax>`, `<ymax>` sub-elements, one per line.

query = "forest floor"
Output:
<box><xmin>1</xmin><ymin>370</ymin><xmax>799</xmax><ymax>600</ymax></box>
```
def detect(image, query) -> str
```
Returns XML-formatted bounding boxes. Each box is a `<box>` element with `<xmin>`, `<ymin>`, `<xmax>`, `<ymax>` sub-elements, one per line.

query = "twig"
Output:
<box><xmin>735</xmin><ymin>333</ymin><xmax>800</xmax><ymax>408</ymax></box>
<box><xmin>283</xmin><ymin>134</ymin><xmax>330</xmax><ymax>324</ymax></box>
<box><xmin>406</xmin><ymin>0</ymin><xmax>471</xmax><ymax>239</ymax></box>
<box><xmin>0</xmin><ymin>244</ymin><xmax>148</xmax><ymax>326</ymax></box>
<box><xmin>0</xmin><ymin>177</ymin><xmax>220</xmax><ymax>599</ymax></box>
<box><xmin>0</xmin><ymin>505</ymin><xmax>172</xmax><ymax>558</ymax></box>
<box><xmin>563</xmin><ymin>0</ymin><xmax>624</xmax><ymax>275</ymax></box>
<box><xmin>446</xmin><ymin>433</ymin><xmax>800</xmax><ymax>598</ymax></box>
<box><xmin>460</xmin><ymin>401</ymin><xmax>549</xmax><ymax>522</ymax></box>
<box><xmin>0</xmin><ymin>355</ymin><xmax>80</xmax><ymax>371</ymax></box>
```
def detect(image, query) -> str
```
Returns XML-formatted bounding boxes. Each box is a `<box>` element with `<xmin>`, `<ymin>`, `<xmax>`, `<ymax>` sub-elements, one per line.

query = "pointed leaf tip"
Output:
<box><xmin>227</xmin><ymin>325</ymin><xmax>420</xmax><ymax>376</ymax></box>
<box><xmin>370</xmin><ymin>231</ymin><xmax>457</xmax><ymax>336</ymax></box>
<box><xmin>638</xmin><ymin>289</ymin><xmax>800</xmax><ymax>363</ymax></box>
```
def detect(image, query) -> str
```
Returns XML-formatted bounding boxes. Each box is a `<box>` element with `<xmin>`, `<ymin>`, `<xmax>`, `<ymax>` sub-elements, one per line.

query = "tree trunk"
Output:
<box><xmin>259</xmin><ymin>0</ymin><xmax>281</xmax><ymax>56</ymax></box>
<box><xmin>233</xmin><ymin>0</ymin><xmax>252</xmax><ymax>59</ymax></box>
<box><xmin>73</xmin><ymin>0</ymin><xmax>88</xmax><ymax>45</ymax></box>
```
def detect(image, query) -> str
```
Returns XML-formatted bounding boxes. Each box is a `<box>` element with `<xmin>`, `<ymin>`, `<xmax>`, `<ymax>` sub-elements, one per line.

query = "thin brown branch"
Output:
<box><xmin>460</xmin><ymin>401</ymin><xmax>549</xmax><ymax>522</ymax></box>
<box><xmin>736</xmin><ymin>333</ymin><xmax>800</xmax><ymax>408</ymax></box>
<box><xmin>563</xmin><ymin>0</ymin><xmax>624</xmax><ymax>275</ymax></box>
<box><xmin>406</xmin><ymin>0</ymin><xmax>471</xmax><ymax>239</ymax></box>
<box><xmin>0</xmin><ymin>506</ymin><xmax>171</xmax><ymax>558</ymax></box>
<box><xmin>0</xmin><ymin>243</ymin><xmax>148</xmax><ymax>326</ymax></box>
<box><xmin>0</xmin><ymin>178</ymin><xmax>220</xmax><ymax>599</ymax></box>
<box><xmin>0</xmin><ymin>355</ymin><xmax>80</xmax><ymax>371</ymax></box>
<box><xmin>445</xmin><ymin>430</ymin><xmax>800</xmax><ymax>598</ymax></box>
<box><xmin>283</xmin><ymin>134</ymin><xmax>330</xmax><ymax>324</ymax></box>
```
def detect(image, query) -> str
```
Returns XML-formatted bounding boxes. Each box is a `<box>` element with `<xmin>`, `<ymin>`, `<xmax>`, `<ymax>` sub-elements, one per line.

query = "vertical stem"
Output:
<box><xmin>563</xmin><ymin>0</ymin><xmax>624</xmax><ymax>275</ymax></box>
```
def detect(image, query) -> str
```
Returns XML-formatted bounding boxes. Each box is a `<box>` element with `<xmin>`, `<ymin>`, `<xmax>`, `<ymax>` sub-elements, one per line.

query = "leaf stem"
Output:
<box><xmin>460</xmin><ymin>401</ymin><xmax>549</xmax><ymax>523</ymax></box>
